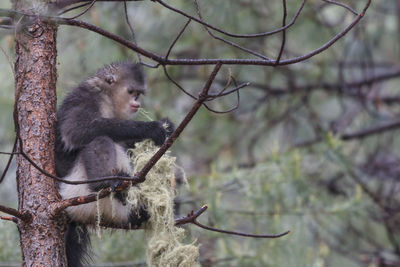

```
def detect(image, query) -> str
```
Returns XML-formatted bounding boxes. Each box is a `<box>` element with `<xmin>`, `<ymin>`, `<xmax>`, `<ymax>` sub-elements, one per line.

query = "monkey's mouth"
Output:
<box><xmin>130</xmin><ymin>105</ymin><xmax>139</xmax><ymax>113</ymax></box>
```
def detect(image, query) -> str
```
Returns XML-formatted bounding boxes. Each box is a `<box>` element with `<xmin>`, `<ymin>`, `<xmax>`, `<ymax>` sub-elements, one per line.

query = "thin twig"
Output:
<box><xmin>50</xmin><ymin>185</ymin><xmax>116</xmax><ymax>215</ymax></box>
<box><xmin>63</xmin><ymin>0</ymin><xmax>97</xmax><ymax>19</ymax></box>
<box><xmin>193</xmin><ymin>220</ymin><xmax>290</xmax><ymax>238</ymax></box>
<box><xmin>275</xmin><ymin>0</ymin><xmax>287</xmax><ymax>65</ymax></box>
<box><xmin>0</xmin><ymin>216</ymin><xmax>18</xmax><ymax>223</ymax></box>
<box><xmin>175</xmin><ymin>204</ymin><xmax>208</xmax><ymax>225</ymax></box>
<box><xmin>321</xmin><ymin>0</ymin><xmax>358</xmax><ymax>15</ymax></box>
<box><xmin>203</xmin><ymin>90</ymin><xmax>240</xmax><ymax>114</ymax></box>
<box><xmin>207</xmin><ymin>82</ymin><xmax>250</xmax><ymax>99</ymax></box>
<box><xmin>53</xmin><ymin>0</ymin><xmax>141</xmax><ymax>9</ymax></box>
<box><xmin>162</xmin><ymin>66</ymin><xmax>197</xmax><ymax>99</ymax></box>
<box><xmin>165</xmin><ymin>18</ymin><xmax>191</xmax><ymax>59</ymax></box>
<box><xmin>0</xmin><ymin>138</ymin><xmax>17</xmax><ymax>184</ymax></box>
<box><xmin>123</xmin><ymin>1</ymin><xmax>142</xmax><ymax>64</ymax></box>
<box><xmin>57</xmin><ymin>2</ymin><xmax>91</xmax><ymax>16</ymax></box>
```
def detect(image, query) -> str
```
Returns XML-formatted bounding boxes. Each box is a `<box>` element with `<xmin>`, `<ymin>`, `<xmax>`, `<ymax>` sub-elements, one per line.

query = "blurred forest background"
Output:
<box><xmin>1</xmin><ymin>0</ymin><xmax>399</xmax><ymax>266</ymax></box>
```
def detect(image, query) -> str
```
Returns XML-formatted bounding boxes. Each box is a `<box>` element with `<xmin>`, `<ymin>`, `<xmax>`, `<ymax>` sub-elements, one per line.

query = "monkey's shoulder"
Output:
<box><xmin>58</xmin><ymin>85</ymin><xmax>104</xmax><ymax>116</ymax></box>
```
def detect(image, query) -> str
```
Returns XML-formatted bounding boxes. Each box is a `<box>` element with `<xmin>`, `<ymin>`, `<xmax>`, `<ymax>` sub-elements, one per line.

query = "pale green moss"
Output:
<box><xmin>127</xmin><ymin>140</ymin><xmax>199</xmax><ymax>267</ymax></box>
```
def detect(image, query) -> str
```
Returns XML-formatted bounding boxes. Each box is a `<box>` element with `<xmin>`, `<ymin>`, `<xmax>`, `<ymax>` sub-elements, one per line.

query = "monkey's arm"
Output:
<box><xmin>64</xmin><ymin>118</ymin><xmax>167</xmax><ymax>148</ymax></box>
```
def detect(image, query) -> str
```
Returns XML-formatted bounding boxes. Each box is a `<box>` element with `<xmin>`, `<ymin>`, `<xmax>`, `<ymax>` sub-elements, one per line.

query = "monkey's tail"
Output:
<box><xmin>65</xmin><ymin>221</ymin><xmax>92</xmax><ymax>267</ymax></box>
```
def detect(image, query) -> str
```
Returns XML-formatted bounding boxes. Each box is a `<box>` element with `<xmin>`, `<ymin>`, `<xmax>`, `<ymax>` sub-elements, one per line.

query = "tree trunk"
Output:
<box><xmin>13</xmin><ymin>1</ymin><xmax>66</xmax><ymax>266</ymax></box>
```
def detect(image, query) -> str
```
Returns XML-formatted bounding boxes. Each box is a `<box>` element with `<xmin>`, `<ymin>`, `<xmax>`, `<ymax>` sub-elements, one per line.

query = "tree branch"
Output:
<box><xmin>0</xmin><ymin>0</ymin><xmax>371</xmax><ymax>66</ymax></box>
<box><xmin>175</xmin><ymin>204</ymin><xmax>208</xmax><ymax>225</ymax></box>
<box><xmin>193</xmin><ymin>220</ymin><xmax>291</xmax><ymax>239</ymax></box>
<box><xmin>52</xmin><ymin>0</ymin><xmax>143</xmax><ymax>9</ymax></box>
<box><xmin>55</xmin><ymin>0</ymin><xmax>370</xmax><ymax>66</ymax></box>
<box><xmin>0</xmin><ymin>204</ymin><xmax>31</xmax><ymax>222</ymax></box>
<box><xmin>0</xmin><ymin>216</ymin><xmax>18</xmax><ymax>223</ymax></box>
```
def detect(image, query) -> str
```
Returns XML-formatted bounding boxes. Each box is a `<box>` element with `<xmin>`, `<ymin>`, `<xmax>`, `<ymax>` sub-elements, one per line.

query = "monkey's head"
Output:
<box><xmin>88</xmin><ymin>62</ymin><xmax>147</xmax><ymax>119</ymax></box>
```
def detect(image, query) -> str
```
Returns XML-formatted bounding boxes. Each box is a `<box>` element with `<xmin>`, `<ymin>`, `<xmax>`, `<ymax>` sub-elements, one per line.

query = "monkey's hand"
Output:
<box><xmin>159</xmin><ymin>118</ymin><xmax>175</xmax><ymax>137</ymax></box>
<box><xmin>149</xmin><ymin>119</ymin><xmax>174</xmax><ymax>146</ymax></box>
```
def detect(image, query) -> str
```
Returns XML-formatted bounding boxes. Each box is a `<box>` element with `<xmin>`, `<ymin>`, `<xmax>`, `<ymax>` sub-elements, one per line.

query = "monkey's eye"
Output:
<box><xmin>128</xmin><ymin>90</ymin><xmax>141</xmax><ymax>100</ymax></box>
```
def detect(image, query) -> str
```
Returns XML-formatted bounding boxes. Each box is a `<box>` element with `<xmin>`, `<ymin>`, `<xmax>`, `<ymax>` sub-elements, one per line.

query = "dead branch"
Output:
<box><xmin>0</xmin><ymin>138</ymin><xmax>17</xmax><ymax>184</ymax></box>
<box><xmin>174</xmin><ymin>205</ymin><xmax>290</xmax><ymax>239</ymax></box>
<box><xmin>52</xmin><ymin>0</ymin><xmax>142</xmax><ymax>9</ymax></box>
<box><xmin>193</xmin><ymin>220</ymin><xmax>291</xmax><ymax>239</ymax></box>
<box><xmin>175</xmin><ymin>204</ymin><xmax>208</xmax><ymax>225</ymax></box>
<box><xmin>0</xmin><ymin>216</ymin><xmax>18</xmax><ymax>223</ymax></box>
<box><xmin>0</xmin><ymin>204</ymin><xmax>31</xmax><ymax>222</ymax></box>
<box><xmin>275</xmin><ymin>0</ymin><xmax>287</xmax><ymax>65</ymax></box>
<box><xmin>321</xmin><ymin>0</ymin><xmax>358</xmax><ymax>15</ymax></box>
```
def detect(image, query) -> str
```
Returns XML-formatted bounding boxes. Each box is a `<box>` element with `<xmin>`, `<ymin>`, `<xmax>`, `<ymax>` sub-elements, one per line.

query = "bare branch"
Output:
<box><xmin>275</xmin><ymin>0</ymin><xmax>287</xmax><ymax>65</ymax></box>
<box><xmin>193</xmin><ymin>220</ymin><xmax>290</xmax><ymax>239</ymax></box>
<box><xmin>92</xmin><ymin>205</ymin><xmax>208</xmax><ymax>230</ymax></box>
<box><xmin>52</xmin><ymin>0</ymin><xmax>142</xmax><ymax>9</ymax></box>
<box><xmin>57</xmin><ymin>2</ymin><xmax>92</xmax><ymax>16</ymax></box>
<box><xmin>0</xmin><ymin>138</ymin><xmax>17</xmax><ymax>184</ymax></box>
<box><xmin>162</xmin><ymin>66</ymin><xmax>197</xmax><ymax>99</ymax></box>
<box><xmin>165</xmin><ymin>18</ymin><xmax>191</xmax><ymax>59</ymax></box>
<box><xmin>0</xmin><ymin>216</ymin><xmax>18</xmax><ymax>223</ymax></box>
<box><xmin>0</xmin><ymin>204</ymin><xmax>31</xmax><ymax>222</ymax></box>
<box><xmin>207</xmin><ymin>82</ymin><xmax>250</xmax><ymax>99</ymax></box>
<box><xmin>175</xmin><ymin>205</ymin><xmax>208</xmax><ymax>225</ymax></box>
<box><xmin>321</xmin><ymin>0</ymin><xmax>358</xmax><ymax>15</ymax></box>
<box><xmin>50</xmin><ymin>185</ymin><xmax>115</xmax><ymax>215</ymax></box>
<box><xmin>123</xmin><ymin>1</ymin><xmax>145</xmax><ymax>65</ymax></box>
<box><xmin>62</xmin><ymin>0</ymin><xmax>97</xmax><ymax>20</ymax></box>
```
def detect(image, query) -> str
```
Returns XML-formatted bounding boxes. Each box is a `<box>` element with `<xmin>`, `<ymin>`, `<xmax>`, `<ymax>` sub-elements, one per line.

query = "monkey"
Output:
<box><xmin>55</xmin><ymin>62</ymin><xmax>174</xmax><ymax>267</ymax></box>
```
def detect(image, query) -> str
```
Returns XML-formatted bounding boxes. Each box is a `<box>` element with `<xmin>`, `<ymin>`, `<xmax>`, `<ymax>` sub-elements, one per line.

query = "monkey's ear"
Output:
<box><xmin>105</xmin><ymin>74</ymin><xmax>116</xmax><ymax>84</ymax></box>
<box><xmin>87</xmin><ymin>77</ymin><xmax>110</xmax><ymax>91</ymax></box>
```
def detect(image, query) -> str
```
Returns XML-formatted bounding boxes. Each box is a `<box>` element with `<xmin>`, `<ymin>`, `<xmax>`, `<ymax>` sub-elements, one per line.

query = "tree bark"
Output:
<box><xmin>13</xmin><ymin>1</ymin><xmax>66</xmax><ymax>266</ymax></box>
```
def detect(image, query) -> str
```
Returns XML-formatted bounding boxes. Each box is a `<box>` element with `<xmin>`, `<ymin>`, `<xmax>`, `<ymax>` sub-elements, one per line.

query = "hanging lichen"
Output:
<box><xmin>127</xmin><ymin>140</ymin><xmax>199</xmax><ymax>267</ymax></box>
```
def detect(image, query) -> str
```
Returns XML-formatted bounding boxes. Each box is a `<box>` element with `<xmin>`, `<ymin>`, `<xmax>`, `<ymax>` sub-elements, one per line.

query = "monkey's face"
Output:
<box><xmin>111</xmin><ymin>82</ymin><xmax>145</xmax><ymax>119</ymax></box>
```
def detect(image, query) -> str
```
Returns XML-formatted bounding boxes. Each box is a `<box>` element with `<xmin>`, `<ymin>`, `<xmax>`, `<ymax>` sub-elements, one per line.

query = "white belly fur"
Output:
<box><xmin>59</xmin><ymin>144</ymin><xmax>133</xmax><ymax>225</ymax></box>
